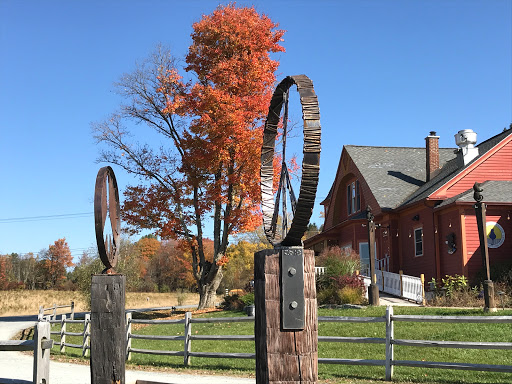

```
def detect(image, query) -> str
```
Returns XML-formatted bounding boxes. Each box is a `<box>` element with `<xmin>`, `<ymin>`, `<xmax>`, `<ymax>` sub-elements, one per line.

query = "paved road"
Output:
<box><xmin>0</xmin><ymin>320</ymin><xmax>254</xmax><ymax>384</ymax></box>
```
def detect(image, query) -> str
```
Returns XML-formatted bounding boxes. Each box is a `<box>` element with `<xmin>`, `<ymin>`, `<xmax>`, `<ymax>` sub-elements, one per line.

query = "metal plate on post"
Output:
<box><xmin>281</xmin><ymin>247</ymin><xmax>305</xmax><ymax>330</ymax></box>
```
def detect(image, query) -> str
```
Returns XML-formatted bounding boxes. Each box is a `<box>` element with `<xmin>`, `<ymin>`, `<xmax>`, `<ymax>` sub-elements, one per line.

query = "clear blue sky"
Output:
<box><xmin>1</xmin><ymin>0</ymin><xmax>511</xmax><ymax>261</ymax></box>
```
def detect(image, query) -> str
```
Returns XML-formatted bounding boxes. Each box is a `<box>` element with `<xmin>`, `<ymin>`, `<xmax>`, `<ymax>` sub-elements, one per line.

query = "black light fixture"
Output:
<box><xmin>412</xmin><ymin>214</ymin><xmax>420</xmax><ymax>221</ymax></box>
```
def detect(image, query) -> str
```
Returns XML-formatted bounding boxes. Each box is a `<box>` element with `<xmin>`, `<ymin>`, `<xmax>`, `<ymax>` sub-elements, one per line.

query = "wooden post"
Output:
<box><xmin>385</xmin><ymin>306</ymin><xmax>394</xmax><ymax>381</ymax></box>
<box><xmin>33</xmin><ymin>321</ymin><xmax>51</xmax><ymax>384</ymax></box>
<box><xmin>52</xmin><ymin>303</ymin><xmax>57</xmax><ymax>321</ymax></box>
<box><xmin>366</xmin><ymin>206</ymin><xmax>380</xmax><ymax>306</ymax></box>
<box><xmin>60</xmin><ymin>314</ymin><xmax>67</xmax><ymax>353</ymax></box>
<box><xmin>399</xmin><ymin>270</ymin><xmax>403</xmax><ymax>297</ymax></box>
<box><xmin>254</xmin><ymin>248</ymin><xmax>318</xmax><ymax>384</ymax></box>
<box><xmin>70</xmin><ymin>301</ymin><xmax>75</xmax><ymax>320</ymax></box>
<box><xmin>38</xmin><ymin>305</ymin><xmax>43</xmax><ymax>321</ymax></box>
<box><xmin>473</xmin><ymin>185</ymin><xmax>497</xmax><ymax>313</ymax></box>
<box><xmin>90</xmin><ymin>274</ymin><xmax>126</xmax><ymax>384</ymax></box>
<box><xmin>184</xmin><ymin>311</ymin><xmax>192</xmax><ymax>366</ymax></box>
<box><xmin>420</xmin><ymin>274</ymin><xmax>426</xmax><ymax>306</ymax></box>
<box><xmin>126</xmin><ymin>312</ymin><xmax>132</xmax><ymax>361</ymax></box>
<box><xmin>83</xmin><ymin>313</ymin><xmax>90</xmax><ymax>357</ymax></box>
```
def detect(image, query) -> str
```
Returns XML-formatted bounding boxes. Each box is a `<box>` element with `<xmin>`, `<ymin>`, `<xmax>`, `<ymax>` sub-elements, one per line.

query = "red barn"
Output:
<box><xmin>305</xmin><ymin>128</ymin><xmax>512</xmax><ymax>283</ymax></box>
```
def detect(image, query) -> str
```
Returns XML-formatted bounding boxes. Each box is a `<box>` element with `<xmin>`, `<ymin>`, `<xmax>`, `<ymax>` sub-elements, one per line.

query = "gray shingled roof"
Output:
<box><xmin>400</xmin><ymin>128</ymin><xmax>512</xmax><ymax>207</ymax></box>
<box><xmin>346</xmin><ymin>146</ymin><xmax>456</xmax><ymax>210</ymax></box>
<box><xmin>436</xmin><ymin>180</ymin><xmax>512</xmax><ymax>208</ymax></box>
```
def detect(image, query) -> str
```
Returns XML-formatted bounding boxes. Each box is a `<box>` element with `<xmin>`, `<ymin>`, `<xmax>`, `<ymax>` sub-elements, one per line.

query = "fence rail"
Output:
<box><xmin>48</xmin><ymin>307</ymin><xmax>512</xmax><ymax>380</ymax></box>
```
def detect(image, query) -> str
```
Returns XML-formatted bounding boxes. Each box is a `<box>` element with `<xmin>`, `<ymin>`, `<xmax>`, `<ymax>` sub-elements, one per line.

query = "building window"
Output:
<box><xmin>414</xmin><ymin>228</ymin><xmax>423</xmax><ymax>256</ymax></box>
<box><xmin>347</xmin><ymin>180</ymin><xmax>360</xmax><ymax>215</ymax></box>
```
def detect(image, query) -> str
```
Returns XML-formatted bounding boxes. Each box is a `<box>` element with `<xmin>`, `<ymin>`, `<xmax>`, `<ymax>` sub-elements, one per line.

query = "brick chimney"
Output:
<box><xmin>425</xmin><ymin>131</ymin><xmax>440</xmax><ymax>182</ymax></box>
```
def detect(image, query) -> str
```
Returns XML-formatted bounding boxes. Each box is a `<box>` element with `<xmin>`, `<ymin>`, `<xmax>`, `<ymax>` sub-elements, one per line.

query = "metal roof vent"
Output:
<box><xmin>454</xmin><ymin>129</ymin><xmax>479</xmax><ymax>166</ymax></box>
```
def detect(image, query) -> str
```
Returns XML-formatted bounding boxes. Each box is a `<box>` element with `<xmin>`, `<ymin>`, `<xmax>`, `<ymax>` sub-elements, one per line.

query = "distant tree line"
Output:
<box><xmin>0</xmin><ymin>230</ymin><xmax>284</xmax><ymax>294</ymax></box>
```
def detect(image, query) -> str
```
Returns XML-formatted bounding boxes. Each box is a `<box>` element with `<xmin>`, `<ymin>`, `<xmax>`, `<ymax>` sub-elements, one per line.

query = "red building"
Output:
<box><xmin>305</xmin><ymin>128</ymin><xmax>512</xmax><ymax>282</ymax></box>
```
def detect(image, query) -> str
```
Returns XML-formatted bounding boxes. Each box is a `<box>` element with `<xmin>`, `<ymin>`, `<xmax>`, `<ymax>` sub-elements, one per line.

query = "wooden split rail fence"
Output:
<box><xmin>0</xmin><ymin>321</ymin><xmax>53</xmax><ymax>384</ymax></box>
<box><xmin>48</xmin><ymin>307</ymin><xmax>512</xmax><ymax>380</ymax></box>
<box><xmin>39</xmin><ymin>301</ymin><xmax>75</xmax><ymax>321</ymax></box>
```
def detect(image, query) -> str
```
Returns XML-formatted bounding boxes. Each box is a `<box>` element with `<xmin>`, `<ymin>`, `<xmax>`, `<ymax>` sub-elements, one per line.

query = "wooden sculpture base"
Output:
<box><xmin>254</xmin><ymin>248</ymin><xmax>318</xmax><ymax>384</ymax></box>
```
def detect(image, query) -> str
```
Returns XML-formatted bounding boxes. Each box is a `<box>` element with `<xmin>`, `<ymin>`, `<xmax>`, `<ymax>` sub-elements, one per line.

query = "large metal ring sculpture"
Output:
<box><xmin>261</xmin><ymin>75</ymin><xmax>321</xmax><ymax>246</ymax></box>
<box><xmin>94</xmin><ymin>166</ymin><xmax>121</xmax><ymax>272</ymax></box>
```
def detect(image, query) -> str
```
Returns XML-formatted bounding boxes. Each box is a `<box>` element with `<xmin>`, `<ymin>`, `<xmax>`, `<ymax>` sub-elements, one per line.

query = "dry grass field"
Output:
<box><xmin>0</xmin><ymin>290</ymin><xmax>215</xmax><ymax>317</ymax></box>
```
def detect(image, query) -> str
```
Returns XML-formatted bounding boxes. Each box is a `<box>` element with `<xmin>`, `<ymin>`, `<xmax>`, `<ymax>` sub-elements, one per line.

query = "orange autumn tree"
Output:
<box><xmin>41</xmin><ymin>238</ymin><xmax>74</xmax><ymax>288</ymax></box>
<box><xmin>94</xmin><ymin>4</ymin><xmax>284</xmax><ymax>308</ymax></box>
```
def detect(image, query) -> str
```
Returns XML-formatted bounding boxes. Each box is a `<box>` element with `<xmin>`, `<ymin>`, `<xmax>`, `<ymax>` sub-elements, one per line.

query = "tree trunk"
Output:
<box><xmin>197</xmin><ymin>270</ymin><xmax>223</xmax><ymax>309</ymax></box>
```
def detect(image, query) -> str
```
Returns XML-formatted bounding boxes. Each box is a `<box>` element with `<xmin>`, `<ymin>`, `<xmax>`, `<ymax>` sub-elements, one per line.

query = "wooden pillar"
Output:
<box><xmin>254</xmin><ymin>248</ymin><xmax>318</xmax><ymax>384</ymax></box>
<box><xmin>33</xmin><ymin>321</ymin><xmax>51</xmax><ymax>384</ymax></box>
<box><xmin>90</xmin><ymin>274</ymin><xmax>126</xmax><ymax>384</ymax></box>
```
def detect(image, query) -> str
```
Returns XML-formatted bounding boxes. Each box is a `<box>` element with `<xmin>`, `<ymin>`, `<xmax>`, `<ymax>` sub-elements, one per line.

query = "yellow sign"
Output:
<box><xmin>486</xmin><ymin>222</ymin><xmax>505</xmax><ymax>249</ymax></box>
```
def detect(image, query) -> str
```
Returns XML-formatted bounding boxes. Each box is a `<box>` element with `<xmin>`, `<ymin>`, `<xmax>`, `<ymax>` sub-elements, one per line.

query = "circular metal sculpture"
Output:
<box><xmin>261</xmin><ymin>75</ymin><xmax>321</xmax><ymax>246</ymax></box>
<box><xmin>94</xmin><ymin>166</ymin><xmax>121</xmax><ymax>272</ymax></box>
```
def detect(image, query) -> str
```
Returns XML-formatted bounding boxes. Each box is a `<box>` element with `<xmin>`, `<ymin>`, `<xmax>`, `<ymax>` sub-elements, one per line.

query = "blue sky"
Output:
<box><xmin>0</xmin><ymin>0</ymin><xmax>511</xmax><ymax>261</ymax></box>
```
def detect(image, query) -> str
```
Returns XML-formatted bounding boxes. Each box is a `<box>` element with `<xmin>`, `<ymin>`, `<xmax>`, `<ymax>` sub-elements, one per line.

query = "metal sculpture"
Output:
<box><xmin>94</xmin><ymin>166</ymin><xmax>121</xmax><ymax>273</ymax></box>
<box><xmin>91</xmin><ymin>166</ymin><xmax>126</xmax><ymax>384</ymax></box>
<box><xmin>255</xmin><ymin>74</ymin><xmax>320</xmax><ymax>383</ymax></box>
<box><xmin>261</xmin><ymin>75</ymin><xmax>321</xmax><ymax>247</ymax></box>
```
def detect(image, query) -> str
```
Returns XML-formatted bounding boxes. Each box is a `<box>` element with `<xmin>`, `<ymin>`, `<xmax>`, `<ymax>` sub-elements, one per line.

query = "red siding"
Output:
<box><xmin>399</xmin><ymin>207</ymin><xmax>436</xmax><ymax>280</ymax></box>
<box><xmin>437</xmin><ymin>209</ymin><xmax>464</xmax><ymax>277</ymax></box>
<box><xmin>324</xmin><ymin>151</ymin><xmax>379</xmax><ymax>231</ymax></box>
<box><xmin>432</xmin><ymin>138</ymin><xmax>512</xmax><ymax>199</ymax></box>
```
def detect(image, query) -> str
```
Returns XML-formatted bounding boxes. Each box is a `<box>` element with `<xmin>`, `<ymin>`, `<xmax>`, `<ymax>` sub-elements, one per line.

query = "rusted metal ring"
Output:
<box><xmin>94</xmin><ymin>166</ymin><xmax>121</xmax><ymax>271</ymax></box>
<box><xmin>260</xmin><ymin>75</ymin><xmax>321</xmax><ymax>246</ymax></box>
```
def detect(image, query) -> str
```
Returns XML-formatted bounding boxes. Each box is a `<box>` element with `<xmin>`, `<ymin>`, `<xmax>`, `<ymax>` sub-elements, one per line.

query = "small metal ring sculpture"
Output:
<box><xmin>261</xmin><ymin>75</ymin><xmax>321</xmax><ymax>246</ymax></box>
<box><xmin>94</xmin><ymin>166</ymin><xmax>121</xmax><ymax>273</ymax></box>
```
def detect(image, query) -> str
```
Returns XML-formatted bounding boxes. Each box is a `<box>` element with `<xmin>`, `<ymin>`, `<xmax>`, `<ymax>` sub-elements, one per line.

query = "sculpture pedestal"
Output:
<box><xmin>90</xmin><ymin>274</ymin><xmax>126</xmax><ymax>384</ymax></box>
<box><xmin>254</xmin><ymin>248</ymin><xmax>318</xmax><ymax>383</ymax></box>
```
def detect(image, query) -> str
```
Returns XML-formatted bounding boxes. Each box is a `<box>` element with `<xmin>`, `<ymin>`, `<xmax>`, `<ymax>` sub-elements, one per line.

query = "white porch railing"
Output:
<box><xmin>364</xmin><ymin>270</ymin><xmax>425</xmax><ymax>304</ymax></box>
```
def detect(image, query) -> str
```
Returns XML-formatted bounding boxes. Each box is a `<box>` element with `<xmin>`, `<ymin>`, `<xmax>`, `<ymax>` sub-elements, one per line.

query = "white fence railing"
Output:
<box><xmin>364</xmin><ymin>270</ymin><xmax>425</xmax><ymax>304</ymax></box>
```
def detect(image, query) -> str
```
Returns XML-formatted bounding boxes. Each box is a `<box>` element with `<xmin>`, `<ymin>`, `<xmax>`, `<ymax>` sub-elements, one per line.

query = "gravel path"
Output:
<box><xmin>0</xmin><ymin>320</ymin><xmax>254</xmax><ymax>384</ymax></box>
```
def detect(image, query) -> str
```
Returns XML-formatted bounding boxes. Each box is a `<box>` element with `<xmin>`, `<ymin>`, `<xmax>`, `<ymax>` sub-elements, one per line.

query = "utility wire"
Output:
<box><xmin>0</xmin><ymin>212</ymin><xmax>93</xmax><ymax>223</ymax></box>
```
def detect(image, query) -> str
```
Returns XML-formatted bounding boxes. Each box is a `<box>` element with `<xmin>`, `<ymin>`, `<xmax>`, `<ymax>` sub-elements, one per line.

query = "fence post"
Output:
<box><xmin>83</xmin><ymin>313</ymin><xmax>90</xmax><ymax>357</ymax></box>
<box><xmin>184</xmin><ymin>311</ymin><xmax>192</xmax><ymax>366</ymax></box>
<box><xmin>38</xmin><ymin>305</ymin><xmax>43</xmax><ymax>321</ymax></box>
<box><xmin>33</xmin><ymin>321</ymin><xmax>51</xmax><ymax>384</ymax></box>
<box><xmin>399</xmin><ymin>270</ymin><xmax>403</xmax><ymax>297</ymax></box>
<box><xmin>126</xmin><ymin>312</ymin><xmax>132</xmax><ymax>361</ymax></box>
<box><xmin>60</xmin><ymin>314</ymin><xmax>67</xmax><ymax>353</ymax></box>
<box><xmin>52</xmin><ymin>303</ymin><xmax>57</xmax><ymax>321</ymax></box>
<box><xmin>385</xmin><ymin>306</ymin><xmax>394</xmax><ymax>380</ymax></box>
<box><xmin>70</xmin><ymin>301</ymin><xmax>75</xmax><ymax>320</ymax></box>
<box><xmin>420</xmin><ymin>274</ymin><xmax>426</xmax><ymax>305</ymax></box>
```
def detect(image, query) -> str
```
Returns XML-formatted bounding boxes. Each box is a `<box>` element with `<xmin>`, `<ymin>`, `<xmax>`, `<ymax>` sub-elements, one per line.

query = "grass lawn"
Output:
<box><xmin>46</xmin><ymin>306</ymin><xmax>512</xmax><ymax>384</ymax></box>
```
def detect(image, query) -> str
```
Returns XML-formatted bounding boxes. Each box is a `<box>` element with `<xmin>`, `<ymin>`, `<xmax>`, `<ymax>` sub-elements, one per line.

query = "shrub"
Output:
<box><xmin>339</xmin><ymin>286</ymin><xmax>364</xmax><ymax>304</ymax></box>
<box><xmin>316</xmin><ymin>246</ymin><xmax>364</xmax><ymax>305</ymax></box>
<box><xmin>240</xmin><ymin>292</ymin><xmax>254</xmax><ymax>306</ymax></box>
<box><xmin>221</xmin><ymin>294</ymin><xmax>245</xmax><ymax>311</ymax></box>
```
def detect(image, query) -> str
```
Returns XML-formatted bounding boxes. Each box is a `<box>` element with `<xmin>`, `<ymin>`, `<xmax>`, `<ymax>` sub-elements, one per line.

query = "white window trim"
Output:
<box><xmin>414</xmin><ymin>227</ymin><xmax>423</xmax><ymax>257</ymax></box>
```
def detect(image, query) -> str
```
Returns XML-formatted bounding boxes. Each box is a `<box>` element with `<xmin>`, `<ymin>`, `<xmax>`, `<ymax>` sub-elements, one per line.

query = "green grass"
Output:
<box><xmin>47</xmin><ymin>307</ymin><xmax>512</xmax><ymax>383</ymax></box>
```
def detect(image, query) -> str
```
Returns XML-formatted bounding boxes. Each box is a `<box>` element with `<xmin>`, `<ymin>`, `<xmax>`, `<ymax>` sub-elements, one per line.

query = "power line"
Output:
<box><xmin>0</xmin><ymin>212</ymin><xmax>93</xmax><ymax>223</ymax></box>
